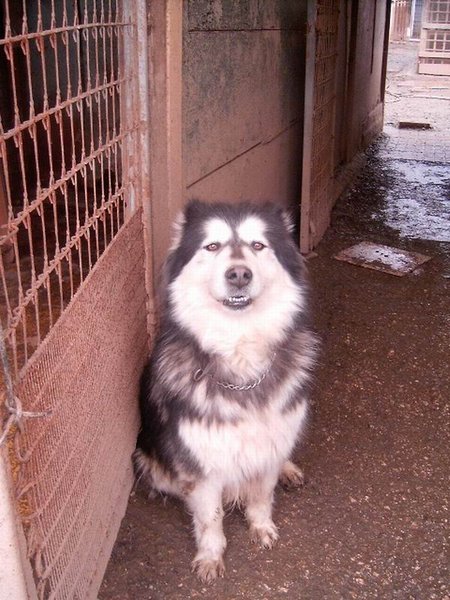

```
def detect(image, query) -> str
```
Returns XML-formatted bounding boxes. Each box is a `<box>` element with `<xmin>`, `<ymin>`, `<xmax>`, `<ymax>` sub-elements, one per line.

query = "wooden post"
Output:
<box><xmin>147</xmin><ymin>0</ymin><xmax>183</xmax><ymax>274</ymax></box>
<box><xmin>300</xmin><ymin>1</ymin><xmax>316</xmax><ymax>255</ymax></box>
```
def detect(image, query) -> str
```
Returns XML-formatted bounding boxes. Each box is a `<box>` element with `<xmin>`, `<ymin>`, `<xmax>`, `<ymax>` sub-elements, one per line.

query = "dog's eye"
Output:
<box><xmin>251</xmin><ymin>241</ymin><xmax>265</xmax><ymax>251</ymax></box>
<box><xmin>205</xmin><ymin>242</ymin><xmax>221</xmax><ymax>252</ymax></box>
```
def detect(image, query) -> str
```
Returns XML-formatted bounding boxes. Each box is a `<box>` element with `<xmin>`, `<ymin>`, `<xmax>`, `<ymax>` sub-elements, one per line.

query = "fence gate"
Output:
<box><xmin>0</xmin><ymin>1</ymin><xmax>152</xmax><ymax>598</ymax></box>
<box><xmin>300</xmin><ymin>0</ymin><xmax>340</xmax><ymax>254</ymax></box>
<box><xmin>418</xmin><ymin>0</ymin><xmax>450</xmax><ymax>74</ymax></box>
<box><xmin>390</xmin><ymin>0</ymin><xmax>412</xmax><ymax>41</ymax></box>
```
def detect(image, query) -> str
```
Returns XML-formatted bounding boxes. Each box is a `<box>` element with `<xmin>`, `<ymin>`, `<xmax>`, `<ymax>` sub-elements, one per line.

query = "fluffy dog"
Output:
<box><xmin>134</xmin><ymin>200</ymin><xmax>317</xmax><ymax>582</ymax></box>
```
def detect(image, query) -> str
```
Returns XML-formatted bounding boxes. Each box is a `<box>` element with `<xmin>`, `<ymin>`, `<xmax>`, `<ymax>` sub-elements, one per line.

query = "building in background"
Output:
<box><xmin>418</xmin><ymin>0</ymin><xmax>450</xmax><ymax>74</ymax></box>
<box><xmin>389</xmin><ymin>0</ymin><xmax>450</xmax><ymax>76</ymax></box>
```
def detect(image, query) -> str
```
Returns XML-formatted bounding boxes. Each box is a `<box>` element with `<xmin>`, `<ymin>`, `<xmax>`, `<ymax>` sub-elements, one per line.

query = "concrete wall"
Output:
<box><xmin>182</xmin><ymin>1</ymin><xmax>307</xmax><ymax>210</ymax></box>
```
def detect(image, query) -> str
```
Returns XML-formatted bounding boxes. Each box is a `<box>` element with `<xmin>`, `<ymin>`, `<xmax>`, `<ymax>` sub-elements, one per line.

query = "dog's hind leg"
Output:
<box><xmin>187</xmin><ymin>480</ymin><xmax>226</xmax><ymax>583</ymax></box>
<box><xmin>279</xmin><ymin>459</ymin><xmax>305</xmax><ymax>489</ymax></box>
<box><xmin>244</xmin><ymin>470</ymin><xmax>279</xmax><ymax>549</ymax></box>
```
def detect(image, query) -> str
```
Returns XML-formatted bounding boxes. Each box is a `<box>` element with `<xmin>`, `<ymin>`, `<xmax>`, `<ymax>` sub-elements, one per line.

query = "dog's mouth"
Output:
<box><xmin>222</xmin><ymin>295</ymin><xmax>252</xmax><ymax>310</ymax></box>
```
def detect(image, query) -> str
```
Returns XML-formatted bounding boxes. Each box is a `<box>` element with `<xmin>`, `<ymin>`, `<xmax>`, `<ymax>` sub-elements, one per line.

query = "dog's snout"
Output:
<box><xmin>225</xmin><ymin>265</ymin><xmax>253</xmax><ymax>289</ymax></box>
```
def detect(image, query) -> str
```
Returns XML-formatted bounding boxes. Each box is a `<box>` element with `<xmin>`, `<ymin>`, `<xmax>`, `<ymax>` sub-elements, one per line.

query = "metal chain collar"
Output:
<box><xmin>193</xmin><ymin>352</ymin><xmax>276</xmax><ymax>392</ymax></box>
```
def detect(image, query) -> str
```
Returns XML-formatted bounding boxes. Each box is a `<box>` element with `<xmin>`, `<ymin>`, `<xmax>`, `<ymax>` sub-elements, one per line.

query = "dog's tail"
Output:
<box><xmin>132</xmin><ymin>448</ymin><xmax>156</xmax><ymax>492</ymax></box>
<box><xmin>133</xmin><ymin>448</ymin><xmax>186</xmax><ymax>499</ymax></box>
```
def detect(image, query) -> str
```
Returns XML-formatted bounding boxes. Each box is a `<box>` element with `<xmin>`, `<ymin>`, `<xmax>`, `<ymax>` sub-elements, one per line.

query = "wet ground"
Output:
<box><xmin>99</xmin><ymin>44</ymin><xmax>450</xmax><ymax>599</ymax></box>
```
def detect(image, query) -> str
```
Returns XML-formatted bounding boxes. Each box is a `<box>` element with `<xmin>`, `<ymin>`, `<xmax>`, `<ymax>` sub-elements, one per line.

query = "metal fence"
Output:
<box><xmin>0</xmin><ymin>0</ymin><xmax>136</xmax><ymax>376</ymax></box>
<box><xmin>0</xmin><ymin>1</ymin><xmax>150</xmax><ymax>597</ymax></box>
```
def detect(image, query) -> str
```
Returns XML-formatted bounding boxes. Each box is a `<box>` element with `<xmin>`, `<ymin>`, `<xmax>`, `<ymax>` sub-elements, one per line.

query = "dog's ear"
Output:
<box><xmin>184</xmin><ymin>199</ymin><xmax>205</xmax><ymax>215</ymax></box>
<box><xmin>169</xmin><ymin>210</ymin><xmax>186</xmax><ymax>251</ymax></box>
<box><xmin>170</xmin><ymin>200</ymin><xmax>208</xmax><ymax>250</ymax></box>
<box><xmin>280</xmin><ymin>209</ymin><xmax>295</xmax><ymax>233</ymax></box>
<box><xmin>267</xmin><ymin>203</ymin><xmax>295</xmax><ymax>234</ymax></box>
<box><xmin>281</xmin><ymin>209</ymin><xmax>295</xmax><ymax>234</ymax></box>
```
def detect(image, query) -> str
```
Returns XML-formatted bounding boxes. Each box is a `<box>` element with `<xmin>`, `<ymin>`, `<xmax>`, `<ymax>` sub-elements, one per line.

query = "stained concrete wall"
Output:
<box><xmin>182</xmin><ymin>1</ymin><xmax>307</xmax><ymax>210</ymax></box>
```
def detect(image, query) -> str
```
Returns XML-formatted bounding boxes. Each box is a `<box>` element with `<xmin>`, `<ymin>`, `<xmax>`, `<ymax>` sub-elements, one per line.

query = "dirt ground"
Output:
<box><xmin>99</xmin><ymin>43</ymin><xmax>450</xmax><ymax>599</ymax></box>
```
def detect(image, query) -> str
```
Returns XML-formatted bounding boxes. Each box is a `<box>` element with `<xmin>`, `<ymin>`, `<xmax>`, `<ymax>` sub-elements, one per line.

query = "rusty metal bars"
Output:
<box><xmin>0</xmin><ymin>0</ymin><xmax>139</xmax><ymax>379</ymax></box>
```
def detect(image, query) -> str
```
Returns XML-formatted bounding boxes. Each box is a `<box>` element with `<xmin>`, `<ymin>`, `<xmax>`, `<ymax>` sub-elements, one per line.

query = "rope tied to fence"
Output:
<box><xmin>0</xmin><ymin>322</ymin><xmax>52</xmax><ymax>450</ymax></box>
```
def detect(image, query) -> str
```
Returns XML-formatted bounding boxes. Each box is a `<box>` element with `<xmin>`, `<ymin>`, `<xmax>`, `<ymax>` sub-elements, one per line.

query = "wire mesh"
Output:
<box><xmin>15</xmin><ymin>209</ymin><xmax>147</xmax><ymax>599</ymax></box>
<box><xmin>0</xmin><ymin>0</ymin><xmax>138</xmax><ymax>379</ymax></box>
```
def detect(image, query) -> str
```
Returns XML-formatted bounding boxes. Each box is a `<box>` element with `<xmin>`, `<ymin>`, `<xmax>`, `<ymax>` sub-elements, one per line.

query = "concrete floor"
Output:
<box><xmin>99</xmin><ymin>43</ymin><xmax>450</xmax><ymax>600</ymax></box>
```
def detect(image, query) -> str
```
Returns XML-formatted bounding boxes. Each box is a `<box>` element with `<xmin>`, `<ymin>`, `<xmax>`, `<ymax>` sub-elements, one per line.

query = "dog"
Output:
<box><xmin>134</xmin><ymin>200</ymin><xmax>318</xmax><ymax>582</ymax></box>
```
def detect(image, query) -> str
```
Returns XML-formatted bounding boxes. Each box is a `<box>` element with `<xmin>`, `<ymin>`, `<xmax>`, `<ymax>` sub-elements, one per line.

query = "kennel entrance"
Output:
<box><xmin>0</xmin><ymin>1</ymin><xmax>152</xmax><ymax>598</ymax></box>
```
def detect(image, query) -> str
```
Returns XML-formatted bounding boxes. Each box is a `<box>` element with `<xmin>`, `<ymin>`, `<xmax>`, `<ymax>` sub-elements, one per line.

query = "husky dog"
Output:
<box><xmin>134</xmin><ymin>200</ymin><xmax>317</xmax><ymax>582</ymax></box>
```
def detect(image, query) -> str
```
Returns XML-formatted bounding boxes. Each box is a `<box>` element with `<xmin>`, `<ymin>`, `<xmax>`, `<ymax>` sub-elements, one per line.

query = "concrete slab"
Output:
<box><xmin>334</xmin><ymin>242</ymin><xmax>431</xmax><ymax>276</ymax></box>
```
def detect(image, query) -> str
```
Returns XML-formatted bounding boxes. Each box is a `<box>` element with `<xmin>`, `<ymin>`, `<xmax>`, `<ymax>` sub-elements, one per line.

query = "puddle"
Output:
<box><xmin>382</xmin><ymin>196</ymin><xmax>450</xmax><ymax>243</ymax></box>
<box><xmin>388</xmin><ymin>160</ymin><xmax>449</xmax><ymax>185</ymax></box>
<box><xmin>375</xmin><ymin>160</ymin><xmax>450</xmax><ymax>242</ymax></box>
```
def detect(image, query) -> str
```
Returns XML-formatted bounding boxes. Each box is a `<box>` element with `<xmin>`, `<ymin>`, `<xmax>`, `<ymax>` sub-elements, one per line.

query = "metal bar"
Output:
<box><xmin>1</xmin><ymin>129</ymin><xmax>134</xmax><ymax>244</ymax></box>
<box><xmin>0</xmin><ymin>23</ymin><xmax>129</xmax><ymax>47</ymax></box>
<box><xmin>7</xmin><ymin>187</ymin><xmax>129</xmax><ymax>346</ymax></box>
<box><xmin>0</xmin><ymin>78</ymin><xmax>128</xmax><ymax>143</ymax></box>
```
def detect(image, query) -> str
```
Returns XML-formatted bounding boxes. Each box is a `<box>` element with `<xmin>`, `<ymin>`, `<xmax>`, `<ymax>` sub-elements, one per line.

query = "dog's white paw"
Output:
<box><xmin>279</xmin><ymin>460</ymin><xmax>305</xmax><ymax>489</ymax></box>
<box><xmin>192</xmin><ymin>556</ymin><xmax>225</xmax><ymax>583</ymax></box>
<box><xmin>249</xmin><ymin>522</ymin><xmax>279</xmax><ymax>549</ymax></box>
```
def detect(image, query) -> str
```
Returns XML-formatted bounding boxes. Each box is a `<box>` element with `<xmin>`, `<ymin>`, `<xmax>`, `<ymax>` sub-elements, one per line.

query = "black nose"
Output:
<box><xmin>225</xmin><ymin>265</ymin><xmax>253</xmax><ymax>289</ymax></box>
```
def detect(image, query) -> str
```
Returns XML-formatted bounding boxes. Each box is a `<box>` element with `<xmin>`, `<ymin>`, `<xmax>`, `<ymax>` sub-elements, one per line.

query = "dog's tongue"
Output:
<box><xmin>223</xmin><ymin>295</ymin><xmax>251</xmax><ymax>309</ymax></box>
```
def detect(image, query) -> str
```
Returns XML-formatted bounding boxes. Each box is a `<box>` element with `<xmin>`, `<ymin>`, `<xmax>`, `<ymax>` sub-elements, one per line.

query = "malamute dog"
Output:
<box><xmin>134</xmin><ymin>200</ymin><xmax>317</xmax><ymax>582</ymax></box>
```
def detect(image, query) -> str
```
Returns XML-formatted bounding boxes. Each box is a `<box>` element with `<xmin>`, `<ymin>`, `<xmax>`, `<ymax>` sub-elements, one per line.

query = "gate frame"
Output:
<box><xmin>147</xmin><ymin>0</ymin><xmax>184</xmax><ymax>277</ymax></box>
<box><xmin>300</xmin><ymin>0</ymin><xmax>316</xmax><ymax>255</ymax></box>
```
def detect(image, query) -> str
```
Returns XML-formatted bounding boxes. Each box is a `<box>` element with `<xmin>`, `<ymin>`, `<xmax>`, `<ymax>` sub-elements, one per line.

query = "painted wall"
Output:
<box><xmin>182</xmin><ymin>1</ymin><xmax>307</xmax><ymax>211</ymax></box>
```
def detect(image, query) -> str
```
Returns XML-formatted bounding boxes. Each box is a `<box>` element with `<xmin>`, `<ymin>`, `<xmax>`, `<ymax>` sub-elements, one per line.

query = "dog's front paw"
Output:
<box><xmin>192</xmin><ymin>556</ymin><xmax>225</xmax><ymax>583</ymax></box>
<box><xmin>249</xmin><ymin>522</ymin><xmax>279</xmax><ymax>549</ymax></box>
<box><xmin>279</xmin><ymin>460</ymin><xmax>305</xmax><ymax>489</ymax></box>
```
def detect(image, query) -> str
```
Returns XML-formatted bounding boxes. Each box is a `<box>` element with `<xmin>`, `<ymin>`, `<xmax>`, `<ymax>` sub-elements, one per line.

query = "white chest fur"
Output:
<box><xmin>178</xmin><ymin>401</ymin><xmax>307</xmax><ymax>484</ymax></box>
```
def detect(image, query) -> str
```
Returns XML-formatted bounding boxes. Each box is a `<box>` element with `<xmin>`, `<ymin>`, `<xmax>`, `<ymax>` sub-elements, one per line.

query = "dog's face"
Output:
<box><xmin>185</xmin><ymin>213</ymin><xmax>281</xmax><ymax>310</ymax></box>
<box><xmin>165</xmin><ymin>201</ymin><xmax>306</xmax><ymax>349</ymax></box>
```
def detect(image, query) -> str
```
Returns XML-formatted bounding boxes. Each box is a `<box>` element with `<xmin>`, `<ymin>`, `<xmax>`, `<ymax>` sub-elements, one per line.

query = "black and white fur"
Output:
<box><xmin>134</xmin><ymin>200</ymin><xmax>317</xmax><ymax>582</ymax></box>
